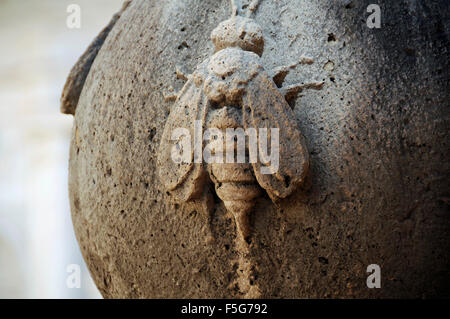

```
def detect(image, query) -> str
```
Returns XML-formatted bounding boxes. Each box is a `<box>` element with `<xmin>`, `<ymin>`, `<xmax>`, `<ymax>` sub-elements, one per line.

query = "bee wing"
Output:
<box><xmin>243</xmin><ymin>72</ymin><xmax>309</xmax><ymax>200</ymax></box>
<box><xmin>157</xmin><ymin>78</ymin><xmax>208</xmax><ymax>202</ymax></box>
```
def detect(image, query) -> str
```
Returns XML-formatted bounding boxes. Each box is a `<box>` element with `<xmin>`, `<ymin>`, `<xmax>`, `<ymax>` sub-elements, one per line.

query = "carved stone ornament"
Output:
<box><xmin>61</xmin><ymin>0</ymin><xmax>450</xmax><ymax>299</ymax></box>
<box><xmin>157</xmin><ymin>0</ymin><xmax>322</xmax><ymax>251</ymax></box>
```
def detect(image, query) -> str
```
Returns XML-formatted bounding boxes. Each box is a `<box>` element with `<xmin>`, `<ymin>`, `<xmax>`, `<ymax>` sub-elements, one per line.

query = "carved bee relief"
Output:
<box><xmin>158</xmin><ymin>1</ymin><xmax>322</xmax><ymax>245</ymax></box>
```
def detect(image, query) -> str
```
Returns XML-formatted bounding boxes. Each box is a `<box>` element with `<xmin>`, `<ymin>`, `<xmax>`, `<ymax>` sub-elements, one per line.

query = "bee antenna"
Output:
<box><xmin>230</xmin><ymin>0</ymin><xmax>241</xmax><ymax>16</ymax></box>
<box><xmin>231</xmin><ymin>0</ymin><xmax>261</xmax><ymax>18</ymax></box>
<box><xmin>245</xmin><ymin>0</ymin><xmax>261</xmax><ymax>18</ymax></box>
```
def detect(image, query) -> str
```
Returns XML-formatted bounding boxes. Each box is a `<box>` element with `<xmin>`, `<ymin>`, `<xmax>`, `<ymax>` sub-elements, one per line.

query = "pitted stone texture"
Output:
<box><xmin>68</xmin><ymin>0</ymin><xmax>449</xmax><ymax>298</ymax></box>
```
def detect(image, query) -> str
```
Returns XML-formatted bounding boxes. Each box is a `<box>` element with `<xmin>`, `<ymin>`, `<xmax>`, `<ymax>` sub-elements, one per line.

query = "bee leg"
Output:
<box><xmin>271</xmin><ymin>56</ymin><xmax>315</xmax><ymax>88</ymax></box>
<box><xmin>298</xmin><ymin>56</ymin><xmax>315</xmax><ymax>65</ymax></box>
<box><xmin>271</xmin><ymin>64</ymin><xmax>296</xmax><ymax>88</ymax></box>
<box><xmin>281</xmin><ymin>81</ymin><xmax>324</xmax><ymax>109</ymax></box>
<box><xmin>164</xmin><ymin>66</ymin><xmax>191</xmax><ymax>102</ymax></box>
<box><xmin>163</xmin><ymin>85</ymin><xmax>179</xmax><ymax>102</ymax></box>
<box><xmin>163</xmin><ymin>93</ymin><xmax>178</xmax><ymax>102</ymax></box>
<box><xmin>176</xmin><ymin>65</ymin><xmax>190</xmax><ymax>81</ymax></box>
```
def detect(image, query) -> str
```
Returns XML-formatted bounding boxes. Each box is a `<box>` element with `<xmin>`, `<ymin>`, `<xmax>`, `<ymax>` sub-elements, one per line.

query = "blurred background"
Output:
<box><xmin>0</xmin><ymin>0</ymin><xmax>124</xmax><ymax>298</ymax></box>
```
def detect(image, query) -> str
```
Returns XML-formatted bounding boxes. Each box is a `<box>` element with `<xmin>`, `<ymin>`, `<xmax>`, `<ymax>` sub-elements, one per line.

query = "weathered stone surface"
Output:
<box><xmin>60</xmin><ymin>1</ymin><xmax>131</xmax><ymax>115</ymax></box>
<box><xmin>66</xmin><ymin>0</ymin><xmax>449</xmax><ymax>298</ymax></box>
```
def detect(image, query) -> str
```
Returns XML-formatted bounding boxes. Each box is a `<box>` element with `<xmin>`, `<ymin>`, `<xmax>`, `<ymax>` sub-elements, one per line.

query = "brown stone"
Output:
<box><xmin>64</xmin><ymin>0</ymin><xmax>449</xmax><ymax>298</ymax></box>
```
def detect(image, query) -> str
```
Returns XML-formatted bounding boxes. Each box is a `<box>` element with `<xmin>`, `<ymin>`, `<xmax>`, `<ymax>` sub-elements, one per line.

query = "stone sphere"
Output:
<box><xmin>68</xmin><ymin>0</ymin><xmax>449</xmax><ymax>298</ymax></box>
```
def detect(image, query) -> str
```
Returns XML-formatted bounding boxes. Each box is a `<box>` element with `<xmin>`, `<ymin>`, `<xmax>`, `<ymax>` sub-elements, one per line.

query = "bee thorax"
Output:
<box><xmin>206</xmin><ymin>106</ymin><xmax>242</xmax><ymax>129</ymax></box>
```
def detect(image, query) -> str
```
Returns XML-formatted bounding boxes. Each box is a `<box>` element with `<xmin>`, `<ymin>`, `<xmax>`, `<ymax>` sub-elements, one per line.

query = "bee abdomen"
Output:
<box><xmin>216</xmin><ymin>182</ymin><xmax>261</xmax><ymax>202</ymax></box>
<box><xmin>210</xmin><ymin>162</ymin><xmax>255</xmax><ymax>183</ymax></box>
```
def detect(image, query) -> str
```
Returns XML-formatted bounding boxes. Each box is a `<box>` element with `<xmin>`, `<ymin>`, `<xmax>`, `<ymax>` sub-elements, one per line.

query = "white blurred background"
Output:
<box><xmin>0</xmin><ymin>0</ymin><xmax>124</xmax><ymax>298</ymax></box>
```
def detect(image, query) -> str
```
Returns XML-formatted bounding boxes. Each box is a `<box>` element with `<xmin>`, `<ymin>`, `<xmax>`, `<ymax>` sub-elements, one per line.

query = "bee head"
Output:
<box><xmin>211</xmin><ymin>16</ymin><xmax>264</xmax><ymax>57</ymax></box>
